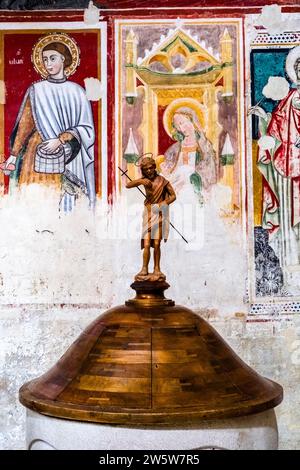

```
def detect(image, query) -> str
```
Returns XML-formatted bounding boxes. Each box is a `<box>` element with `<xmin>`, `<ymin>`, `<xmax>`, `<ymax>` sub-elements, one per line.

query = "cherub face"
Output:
<box><xmin>173</xmin><ymin>113</ymin><xmax>195</xmax><ymax>137</ymax></box>
<box><xmin>42</xmin><ymin>50</ymin><xmax>65</xmax><ymax>76</ymax></box>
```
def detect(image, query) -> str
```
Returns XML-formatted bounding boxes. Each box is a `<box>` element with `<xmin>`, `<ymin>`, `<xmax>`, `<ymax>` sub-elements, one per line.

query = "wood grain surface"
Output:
<box><xmin>19</xmin><ymin>282</ymin><xmax>283</xmax><ymax>425</ymax></box>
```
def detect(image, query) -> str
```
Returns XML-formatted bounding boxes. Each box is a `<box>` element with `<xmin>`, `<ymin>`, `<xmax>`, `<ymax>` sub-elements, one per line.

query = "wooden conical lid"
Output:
<box><xmin>19</xmin><ymin>282</ymin><xmax>283</xmax><ymax>425</ymax></box>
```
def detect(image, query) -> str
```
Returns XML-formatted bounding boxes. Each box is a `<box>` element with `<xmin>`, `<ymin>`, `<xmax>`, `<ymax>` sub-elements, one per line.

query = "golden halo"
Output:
<box><xmin>285</xmin><ymin>45</ymin><xmax>300</xmax><ymax>84</ymax></box>
<box><xmin>31</xmin><ymin>32</ymin><xmax>80</xmax><ymax>79</ymax></box>
<box><xmin>163</xmin><ymin>98</ymin><xmax>206</xmax><ymax>138</ymax></box>
<box><xmin>134</xmin><ymin>152</ymin><xmax>154</xmax><ymax>167</ymax></box>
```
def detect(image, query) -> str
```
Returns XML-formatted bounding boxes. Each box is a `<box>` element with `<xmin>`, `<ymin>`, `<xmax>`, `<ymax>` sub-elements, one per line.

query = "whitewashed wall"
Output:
<box><xmin>0</xmin><ymin>185</ymin><xmax>247</xmax><ymax>312</ymax></box>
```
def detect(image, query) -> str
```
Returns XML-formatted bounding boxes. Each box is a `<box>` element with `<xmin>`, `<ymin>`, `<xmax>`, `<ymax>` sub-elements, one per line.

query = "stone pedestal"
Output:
<box><xmin>27</xmin><ymin>408</ymin><xmax>278</xmax><ymax>450</ymax></box>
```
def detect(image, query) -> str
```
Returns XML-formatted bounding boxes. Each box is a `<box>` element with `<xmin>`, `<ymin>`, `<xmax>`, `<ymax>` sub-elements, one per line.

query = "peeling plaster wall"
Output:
<box><xmin>0</xmin><ymin>187</ymin><xmax>246</xmax><ymax>313</ymax></box>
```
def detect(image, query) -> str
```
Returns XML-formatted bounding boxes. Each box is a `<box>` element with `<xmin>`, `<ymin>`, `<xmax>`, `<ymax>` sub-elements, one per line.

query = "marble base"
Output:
<box><xmin>27</xmin><ymin>409</ymin><xmax>278</xmax><ymax>450</ymax></box>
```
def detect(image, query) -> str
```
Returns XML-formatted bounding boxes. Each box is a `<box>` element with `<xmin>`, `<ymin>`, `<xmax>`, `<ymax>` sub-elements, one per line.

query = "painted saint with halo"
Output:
<box><xmin>159</xmin><ymin>99</ymin><xmax>217</xmax><ymax>207</ymax></box>
<box><xmin>249</xmin><ymin>45</ymin><xmax>300</xmax><ymax>291</ymax></box>
<box><xmin>0</xmin><ymin>32</ymin><xmax>96</xmax><ymax>212</ymax></box>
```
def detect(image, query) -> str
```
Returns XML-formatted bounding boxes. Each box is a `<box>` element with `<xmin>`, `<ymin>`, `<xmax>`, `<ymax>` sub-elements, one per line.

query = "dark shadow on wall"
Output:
<box><xmin>0</xmin><ymin>0</ymin><xmax>90</xmax><ymax>9</ymax></box>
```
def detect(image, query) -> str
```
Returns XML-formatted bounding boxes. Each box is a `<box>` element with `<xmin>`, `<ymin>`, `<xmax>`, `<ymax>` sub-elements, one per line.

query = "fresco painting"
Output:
<box><xmin>1</xmin><ymin>12</ymin><xmax>299</xmax><ymax>301</ymax></box>
<box><xmin>249</xmin><ymin>26</ymin><xmax>300</xmax><ymax>299</ymax></box>
<box><xmin>116</xmin><ymin>19</ymin><xmax>244</xmax><ymax>242</ymax></box>
<box><xmin>0</xmin><ymin>24</ymin><xmax>105</xmax><ymax>210</ymax></box>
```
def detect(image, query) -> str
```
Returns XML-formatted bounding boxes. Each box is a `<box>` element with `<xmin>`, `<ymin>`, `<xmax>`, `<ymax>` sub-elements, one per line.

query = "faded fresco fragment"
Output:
<box><xmin>0</xmin><ymin>27</ymin><xmax>104</xmax><ymax>211</ymax></box>
<box><xmin>117</xmin><ymin>20</ymin><xmax>243</xmax><ymax>244</ymax></box>
<box><xmin>249</xmin><ymin>13</ymin><xmax>300</xmax><ymax>299</ymax></box>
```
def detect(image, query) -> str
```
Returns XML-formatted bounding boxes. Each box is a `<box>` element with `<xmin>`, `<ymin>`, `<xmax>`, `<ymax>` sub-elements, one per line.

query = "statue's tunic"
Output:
<box><xmin>141</xmin><ymin>175</ymin><xmax>170</xmax><ymax>248</ymax></box>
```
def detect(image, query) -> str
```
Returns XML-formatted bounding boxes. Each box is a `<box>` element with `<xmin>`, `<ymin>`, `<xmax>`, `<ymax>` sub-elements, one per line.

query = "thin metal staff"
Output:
<box><xmin>118</xmin><ymin>166</ymin><xmax>188</xmax><ymax>244</ymax></box>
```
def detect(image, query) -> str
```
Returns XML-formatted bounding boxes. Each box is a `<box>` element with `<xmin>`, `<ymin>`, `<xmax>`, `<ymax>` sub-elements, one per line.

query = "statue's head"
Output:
<box><xmin>140</xmin><ymin>157</ymin><xmax>157</xmax><ymax>180</ymax></box>
<box><xmin>294</xmin><ymin>57</ymin><xmax>300</xmax><ymax>80</ymax></box>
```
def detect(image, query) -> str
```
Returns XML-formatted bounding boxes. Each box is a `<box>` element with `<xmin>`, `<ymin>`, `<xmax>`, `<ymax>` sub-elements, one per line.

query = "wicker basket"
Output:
<box><xmin>34</xmin><ymin>142</ymin><xmax>66</xmax><ymax>174</ymax></box>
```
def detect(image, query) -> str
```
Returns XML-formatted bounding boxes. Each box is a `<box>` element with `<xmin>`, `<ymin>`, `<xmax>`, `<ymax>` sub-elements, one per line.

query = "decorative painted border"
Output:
<box><xmin>249</xmin><ymin>301</ymin><xmax>300</xmax><ymax>316</ymax></box>
<box><xmin>252</xmin><ymin>30</ymin><xmax>300</xmax><ymax>47</ymax></box>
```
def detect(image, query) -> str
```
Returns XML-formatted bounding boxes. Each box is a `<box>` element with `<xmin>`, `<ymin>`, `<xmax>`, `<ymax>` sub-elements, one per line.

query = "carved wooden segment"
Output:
<box><xmin>24</xmin><ymin>324</ymin><xmax>106</xmax><ymax>401</ymax></box>
<box><xmin>58</xmin><ymin>326</ymin><xmax>152</xmax><ymax>409</ymax></box>
<box><xmin>152</xmin><ymin>326</ymin><xmax>238</xmax><ymax>409</ymax></box>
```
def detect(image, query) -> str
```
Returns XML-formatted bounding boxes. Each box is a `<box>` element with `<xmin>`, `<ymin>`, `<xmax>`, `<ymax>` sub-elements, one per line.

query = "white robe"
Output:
<box><xmin>161</xmin><ymin>150</ymin><xmax>204</xmax><ymax>249</ymax></box>
<box><xmin>18</xmin><ymin>79</ymin><xmax>95</xmax><ymax>208</ymax></box>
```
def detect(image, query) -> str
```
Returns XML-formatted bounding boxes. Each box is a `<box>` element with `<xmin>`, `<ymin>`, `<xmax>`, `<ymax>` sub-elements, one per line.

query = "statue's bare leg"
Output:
<box><xmin>136</xmin><ymin>239</ymin><xmax>150</xmax><ymax>277</ymax></box>
<box><xmin>153</xmin><ymin>240</ymin><xmax>165</xmax><ymax>279</ymax></box>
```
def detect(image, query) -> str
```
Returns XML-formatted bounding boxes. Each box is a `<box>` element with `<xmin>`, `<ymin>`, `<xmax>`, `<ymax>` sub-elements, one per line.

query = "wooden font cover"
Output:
<box><xmin>19</xmin><ymin>282</ymin><xmax>283</xmax><ymax>425</ymax></box>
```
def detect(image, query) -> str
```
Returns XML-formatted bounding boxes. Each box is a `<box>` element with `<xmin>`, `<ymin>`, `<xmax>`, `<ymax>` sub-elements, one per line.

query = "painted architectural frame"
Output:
<box><xmin>115</xmin><ymin>18</ymin><xmax>245</xmax><ymax>248</ymax></box>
